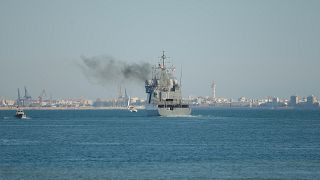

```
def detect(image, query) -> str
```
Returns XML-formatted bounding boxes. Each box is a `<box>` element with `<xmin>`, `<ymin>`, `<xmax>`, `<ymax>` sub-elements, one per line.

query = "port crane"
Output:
<box><xmin>38</xmin><ymin>89</ymin><xmax>47</xmax><ymax>106</ymax></box>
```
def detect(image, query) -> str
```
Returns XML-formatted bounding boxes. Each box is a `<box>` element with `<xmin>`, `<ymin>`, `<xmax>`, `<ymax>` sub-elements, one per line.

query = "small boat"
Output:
<box><xmin>128</xmin><ymin>105</ymin><xmax>138</xmax><ymax>112</ymax></box>
<box><xmin>15</xmin><ymin>108</ymin><xmax>27</xmax><ymax>119</ymax></box>
<box><xmin>127</xmin><ymin>96</ymin><xmax>138</xmax><ymax>112</ymax></box>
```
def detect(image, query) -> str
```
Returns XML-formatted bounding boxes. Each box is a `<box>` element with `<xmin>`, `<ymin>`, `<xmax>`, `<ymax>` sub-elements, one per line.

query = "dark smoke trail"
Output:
<box><xmin>78</xmin><ymin>55</ymin><xmax>152</xmax><ymax>85</ymax></box>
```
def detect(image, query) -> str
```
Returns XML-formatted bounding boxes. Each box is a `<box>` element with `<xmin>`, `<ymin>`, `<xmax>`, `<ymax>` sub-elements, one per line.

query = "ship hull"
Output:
<box><xmin>158</xmin><ymin>107</ymin><xmax>191</xmax><ymax>117</ymax></box>
<box><xmin>15</xmin><ymin>114</ymin><xmax>26</xmax><ymax>119</ymax></box>
<box><xmin>146</xmin><ymin>105</ymin><xmax>160</xmax><ymax>116</ymax></box>
<box><xmin>146</xmin><ymin>105</ymin><xmax>192</xmax><ymax>116</ymax></box>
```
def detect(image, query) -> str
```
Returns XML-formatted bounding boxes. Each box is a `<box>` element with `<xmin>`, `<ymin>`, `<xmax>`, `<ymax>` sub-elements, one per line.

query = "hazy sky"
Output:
<box><xmin>1</xmin><ymin>0</ymin><xmax>319</xmax><ymax>100</ymax></box>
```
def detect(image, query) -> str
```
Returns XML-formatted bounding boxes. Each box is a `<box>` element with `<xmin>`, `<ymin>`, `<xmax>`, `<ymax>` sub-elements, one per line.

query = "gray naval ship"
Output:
<box><xmin>145</xmin><ymin>52</ymin><xmax>191</xmax><ymax>116</ymax></box>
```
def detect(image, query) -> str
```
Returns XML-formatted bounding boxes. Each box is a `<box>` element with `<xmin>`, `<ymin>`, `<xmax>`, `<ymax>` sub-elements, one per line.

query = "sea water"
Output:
<box><xmin>1</xmin><ymin>109</ymin><xmax>320</xmax><ymax>179</ymax></box>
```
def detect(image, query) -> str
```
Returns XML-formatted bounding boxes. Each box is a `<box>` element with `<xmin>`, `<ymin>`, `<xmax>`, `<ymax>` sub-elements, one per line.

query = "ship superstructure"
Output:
<box><xmin>145</xmin><ymin>51</ymin><xmax>191</xmax><ymax>116</ymax></box>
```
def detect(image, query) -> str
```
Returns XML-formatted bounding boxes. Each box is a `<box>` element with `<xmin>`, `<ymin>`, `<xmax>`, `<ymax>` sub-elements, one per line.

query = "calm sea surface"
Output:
<box><xmin>1</xmin><ymin>109</ymin><xmax>320</xmax><ymax>179</ymax></box>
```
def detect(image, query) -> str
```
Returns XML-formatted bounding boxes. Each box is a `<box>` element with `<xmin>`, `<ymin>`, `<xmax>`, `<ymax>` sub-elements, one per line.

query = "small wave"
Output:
<box><xmin>161</xmin><ymin>115</ymin><xmax>196</xmax><ymax>118</ymax></box>
<box><xmin>76</xmin><ymin>142</ymin><xmax>123</xmax><ymax>146</ymax></box>
<box><xmin>64</xmin><ymin>157</ymin><xmax>107</xmax><ymax>162</ymax></box>
<box><xmin>0</xmin><ymin>139</ymin><xmax>40</xmax><ymax>145</ymax></box>
<box><xmin>2</xmin><ymin>116</ymin><xmax>31</xmax><ymax>120</ymax></box>
<box><xmin>75</xmin><ymin>142</ymin><xmax>212</xmax><ymax>147</ymax></box>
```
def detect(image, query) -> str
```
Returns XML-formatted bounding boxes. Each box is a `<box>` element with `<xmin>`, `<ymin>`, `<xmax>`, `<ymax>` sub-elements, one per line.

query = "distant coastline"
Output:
<box><xmin>0</xmin><ymin>106</ymin><xmax>144</xmax><ymax>110</ymax></box>
<box><xmin>1</xmin><ymin>106</ymin><xmax>319</xmax><ymax>111</ymax></box>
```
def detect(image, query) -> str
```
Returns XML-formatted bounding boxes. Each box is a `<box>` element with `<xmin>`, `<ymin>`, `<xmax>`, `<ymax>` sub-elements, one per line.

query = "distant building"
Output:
<box><xmin>0</xmin><ymin>99</ymin><xmax>15</xmax><ymax>106</ymax></box>
<box><xmin>272</xmin><ymin>97</ymin><xmax>279</xmax><ymax>103</ymax></box>
<box><xmin>239</xmin><ymin>97</ymin><xmax>247</xmax><ymax>102</ymax></box>
<box><xmin>307</xmin><ymin>95</ymin><xmax>317</xmax><ymax>105</ymax></box>
<box><xmin>211</xmin><ymin>81</ymin><xmax>216</xmax><ymax>99</ymax></box>
<box><xmin>289</xmin><ymin>95</ymin><xmax>319</xmax><ymax>109</ymax></box>
<box><xmin>290</xmin><ymin>95</ymin><xmax>299</xmax><ymax>106</ymax></box>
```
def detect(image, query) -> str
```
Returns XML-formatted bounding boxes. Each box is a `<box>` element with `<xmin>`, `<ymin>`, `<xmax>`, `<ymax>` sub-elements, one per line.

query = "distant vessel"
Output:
<box><xmin>145</xmin><ymin>51</ymin><xmax>191</xmax><ymax>116</ymax></box>
<box><xmin>128</xmin><ymin>106</ymin><xmax>138</xmax><ymax>112</ymax></box>
<box><xmin>15</xmin><ymin>108</ymin><xmax>27</xmax><ymax>119</ymax></box>
<box><xmin>127</xmin><ymin>96</ymin><xmax>138</xmax><ymax>112</ymax></box>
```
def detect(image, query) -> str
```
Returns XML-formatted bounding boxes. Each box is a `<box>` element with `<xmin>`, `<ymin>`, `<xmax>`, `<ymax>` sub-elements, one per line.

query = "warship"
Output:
<box><xmin>145</xmin><ymin>51</ymin><xmax>191</xmax><ymax>116</ymax></box>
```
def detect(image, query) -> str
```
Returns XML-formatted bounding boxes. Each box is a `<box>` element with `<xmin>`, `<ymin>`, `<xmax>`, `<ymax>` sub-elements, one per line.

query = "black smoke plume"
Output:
<box><xmin>79</xmin><ymin>55</ymin><xmax>151</xmax><ymax>85</ymax></box>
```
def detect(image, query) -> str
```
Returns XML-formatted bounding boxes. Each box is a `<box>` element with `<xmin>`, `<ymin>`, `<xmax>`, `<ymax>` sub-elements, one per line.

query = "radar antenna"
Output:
<box><xmin>180</xmin><ymin>65</ymin><xmax>182</xmax><ymax>88</ymax></box>
<box><xmin>159</xmin><ymin>50</ymin><xmax>170</xmax><ymax>69</ymax></box>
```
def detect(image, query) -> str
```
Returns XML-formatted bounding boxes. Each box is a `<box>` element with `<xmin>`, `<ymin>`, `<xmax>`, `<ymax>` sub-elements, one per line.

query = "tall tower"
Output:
<box><xmin>117</xmin><ymin>85</ymin><xmax>123</xmax><ymax>98</ymax></box>
<box><xmin>211</xmin><ymin>81</ymin><xmax>216</xmax><ymax>99</ymax></box>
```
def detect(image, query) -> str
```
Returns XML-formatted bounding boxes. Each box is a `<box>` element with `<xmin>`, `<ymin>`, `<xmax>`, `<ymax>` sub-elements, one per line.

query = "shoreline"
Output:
<box><xmin>0</xmin><ymin>106</ymin><xmax>145</xmax><ymax>110</ymax></box>
<box><xmin>1</xmin><ymin>106</ymin><xmax>319</xmax><ymax>111</ymax></box>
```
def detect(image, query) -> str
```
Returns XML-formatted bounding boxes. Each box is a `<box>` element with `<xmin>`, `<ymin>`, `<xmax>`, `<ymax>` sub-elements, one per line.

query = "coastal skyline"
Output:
<box><xmin>1</xmin><ymin>0</ymin><xmax>319</xmax><ymax>99</ymax></box>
